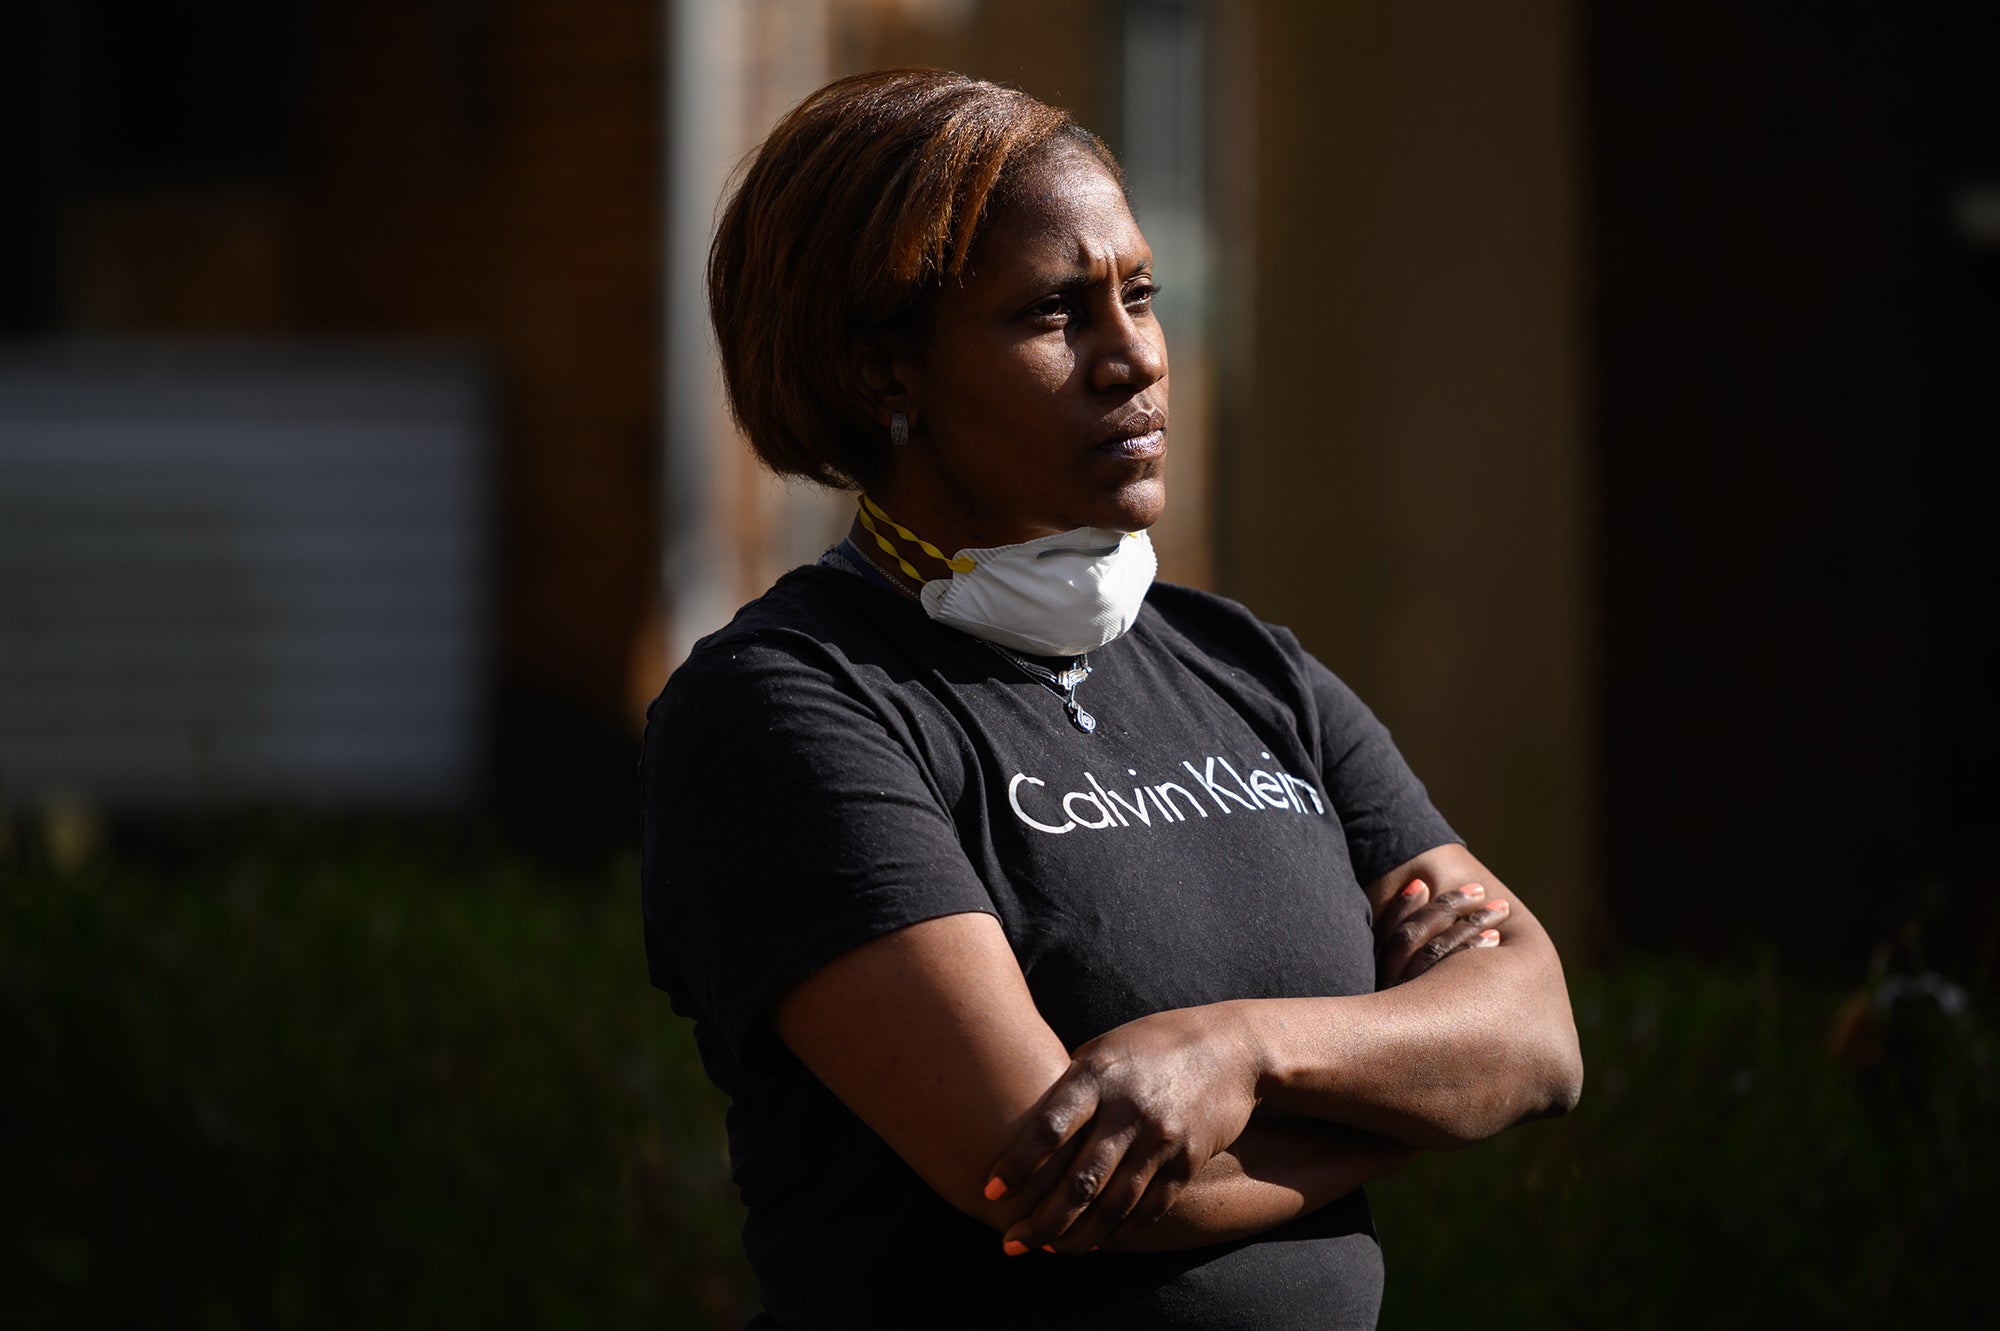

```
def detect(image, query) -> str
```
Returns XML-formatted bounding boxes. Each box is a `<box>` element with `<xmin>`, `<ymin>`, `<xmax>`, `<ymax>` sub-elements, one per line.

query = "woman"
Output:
<box><xmin>642</xmin><ymin>69</ymin><xmax>1582</xmax><ymax>1329</ymax></box>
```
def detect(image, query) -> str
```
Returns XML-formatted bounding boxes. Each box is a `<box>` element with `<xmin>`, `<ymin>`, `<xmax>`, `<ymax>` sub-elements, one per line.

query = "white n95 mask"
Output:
<box><xmin>855</xmin><ymin>495</ymin><xmax>1157</xmax><ymax>656</ymax></box>
<box><xmin>918</xmin><ymin>526</ymin><xmax>1157</xmax><ymax>657</ymax></box>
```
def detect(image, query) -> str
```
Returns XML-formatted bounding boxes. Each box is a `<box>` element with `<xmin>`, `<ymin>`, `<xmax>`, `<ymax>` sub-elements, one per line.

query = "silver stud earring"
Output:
<box><xmin>890</xmin><ymin>411</ymin><xmax>910</xmax><ymax>447</ymax></box>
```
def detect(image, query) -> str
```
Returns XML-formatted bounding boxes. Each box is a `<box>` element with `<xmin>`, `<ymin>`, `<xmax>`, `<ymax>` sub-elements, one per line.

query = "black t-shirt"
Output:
<box><xmin>641</xmin><ymin>562</ymin><xmax>1458</xmax><ymax>1330</ymax></box>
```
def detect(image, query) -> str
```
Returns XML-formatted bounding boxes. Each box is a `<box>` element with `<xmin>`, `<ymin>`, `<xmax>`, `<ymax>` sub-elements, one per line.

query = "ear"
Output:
<box><xmin>851</xmin><ymin>333</ymin><xmax>919</xmax><ymax>430</ymax></box>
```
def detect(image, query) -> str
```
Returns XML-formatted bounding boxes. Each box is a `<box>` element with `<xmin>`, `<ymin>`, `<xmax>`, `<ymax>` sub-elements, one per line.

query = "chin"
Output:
<box><xmin>1103</xmin><ymin>476</ymin><xmax>1166</xmax><ymax>533</ymax></box>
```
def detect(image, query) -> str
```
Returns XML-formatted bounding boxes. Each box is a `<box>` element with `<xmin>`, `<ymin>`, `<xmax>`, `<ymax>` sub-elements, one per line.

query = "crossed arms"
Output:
<box><xmin>772</xmin><ymin>841</ymin><xmax>1584</xmax><ymax>1257</ymax></box>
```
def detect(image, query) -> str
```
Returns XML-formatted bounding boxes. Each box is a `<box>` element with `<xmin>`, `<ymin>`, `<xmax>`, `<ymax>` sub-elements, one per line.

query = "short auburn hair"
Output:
<box><xmin>708</xmin><ymin>68</ymin><xmax>1122</xmax><ymax>489</ymax></box>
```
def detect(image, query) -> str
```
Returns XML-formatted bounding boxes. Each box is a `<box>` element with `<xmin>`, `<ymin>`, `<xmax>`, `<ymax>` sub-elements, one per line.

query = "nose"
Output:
<box><xmin>1087</xmin><ymin>308</ymin><xmax>1168</xmax><ymax>395</ymax></box>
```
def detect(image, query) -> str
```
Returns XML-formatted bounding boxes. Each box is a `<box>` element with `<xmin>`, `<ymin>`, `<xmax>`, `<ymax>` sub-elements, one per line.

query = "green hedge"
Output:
<box><xmin>4</xmin><ymin>837</ymin><xmax>1986</xmax><ymax>1328</ymax></box>
<box><xmin>2</xmin><ymin>838</ymin><xmax>758</xmax><ymax>1329</ymax></box>
<box><xmin>1371</xmin><ymin>958</ymin><xmax>1989</xmax><ymax>1329</ymax></box>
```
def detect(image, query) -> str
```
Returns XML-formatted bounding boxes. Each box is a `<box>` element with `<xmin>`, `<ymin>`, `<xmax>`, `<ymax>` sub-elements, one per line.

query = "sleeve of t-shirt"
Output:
<box><xmin>640</xmin><ymin>631</ymin><xmax>998</xmax><ymax>1072</ymax></box>
<box><xmin>1297</xmin><ymin>650</ymin><xmax>1462</xmax><ymax>885</ymax></box>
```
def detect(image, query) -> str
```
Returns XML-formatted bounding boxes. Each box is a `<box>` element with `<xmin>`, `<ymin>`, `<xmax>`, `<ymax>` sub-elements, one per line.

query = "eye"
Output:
<box><xmin>1123</xmin><ymin>280</ymin><xmax>1160</xmax><ymax>314</ymax></box>
<box><xmin>1024</xmin><ymin>295</ymin><xmax>1071</xmax><ymax>326</ymax></box>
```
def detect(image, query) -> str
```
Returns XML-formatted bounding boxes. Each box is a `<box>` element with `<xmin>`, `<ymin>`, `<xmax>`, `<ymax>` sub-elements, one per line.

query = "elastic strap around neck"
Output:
<box><xmin>856</xmin><ymin>494</ymin><xmax>976</xmax><ymax>583</ymax></box>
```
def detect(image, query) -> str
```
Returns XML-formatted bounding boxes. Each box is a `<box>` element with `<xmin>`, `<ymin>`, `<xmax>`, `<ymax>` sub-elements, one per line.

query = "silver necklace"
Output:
<box><xmin>983</xmin><ymin>641</ymin><xmax>1097</xmax><ymax>735</ymax></box>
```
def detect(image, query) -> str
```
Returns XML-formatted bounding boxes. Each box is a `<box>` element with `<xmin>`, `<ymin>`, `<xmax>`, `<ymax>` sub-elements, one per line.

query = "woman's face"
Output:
<box><xmin>877</xmin><ymin>146</ymin><xmax>1169</xmax><ymax>550</ymax></box>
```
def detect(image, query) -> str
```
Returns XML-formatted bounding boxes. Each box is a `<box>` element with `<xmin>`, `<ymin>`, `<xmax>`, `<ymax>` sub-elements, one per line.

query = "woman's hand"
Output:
<box><xmin>1226</xmin><ymin>845</ymin><xmax>1581</xmax><ymax>1151</ymax></box>
<box><xmin>1372</xmin><ymin>876</ymin><xmax>1509</xmax><ymax>987</ymax></box>
<box><xmin>1085</xmin><ymin>1117</ymin><xmax>1420</xmax><ymax>1254</ymax></box>
<box><xmin>981</xmin><ymin>1004</ymin><xmax>1265</xmax><ymax>1255</ymax></box>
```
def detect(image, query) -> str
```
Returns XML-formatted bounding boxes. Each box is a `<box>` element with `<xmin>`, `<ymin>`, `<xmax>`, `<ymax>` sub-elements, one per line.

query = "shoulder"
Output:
<box><xmin>655</xmin><ymin>565</ymin><xmax>908</xmax><ymax>708</ymax></box>
<box><xmin>1135</xmin><ymin>581</ymin><xmax>1387</xmax><ymax>738</ymax></box>
<box><xmin>1136</xmin><ymin>580</ymin><xmax>1317</xmax><ymax>679</ymax></box>
<box><xmin>643</xmin><ymin>563</ymin><xmax>975</xmax><ymax>792</ymax></box>
<box><xmin>684</xmin><ymin>563</ymin><xmax>884</xmax><ymax>660</ymax></box>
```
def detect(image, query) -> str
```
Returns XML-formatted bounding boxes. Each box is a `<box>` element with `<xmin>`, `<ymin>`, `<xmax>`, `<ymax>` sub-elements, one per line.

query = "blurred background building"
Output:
<box><xmin>2</xmin><ymin>0</ymin><xmax>1993</xmax><ymax>964</ymax></box>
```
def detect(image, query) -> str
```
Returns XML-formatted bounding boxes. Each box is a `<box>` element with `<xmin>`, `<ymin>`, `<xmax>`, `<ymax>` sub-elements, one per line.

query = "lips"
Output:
<box><xmin>1098</xmin><ymin>408</ymin><xmax>1168</xmax><ymax>460</ymax></box>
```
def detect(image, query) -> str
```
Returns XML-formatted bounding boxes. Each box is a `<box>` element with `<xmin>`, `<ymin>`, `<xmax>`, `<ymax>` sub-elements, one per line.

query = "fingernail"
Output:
<box><xmin>1003</xmin><ymin>1239</ymin><xmax>1029</xmax><ymax>1257</ymax></box>
<box><xmin>1041</xmin><ymin>1245</ymin><xmax>1058</xmax><ymax>1254</ymax></box>
<box><xmin>1401</xmin><ymin>880</ymin><xmax>1426</xmax><ymax>898</ymax></box>
<box><xmin>1477</xmin><ymin>929</ymin><xmax>1500</xmax><ymax>944</ymax></box>
<box><xmin>984</xmin><ymin>1177</ymin><xmax>1009</xmax><ymax>1202</ymax></box>
<box><xmin>1461</xmin><ymin>883</ymin><xmax>1485</xmax><ymax>900</ymax></box>
<box><xmin>1487</xmin><ymin>900</ymin><xmax>1508</xmax><ymax>912</ymax></box>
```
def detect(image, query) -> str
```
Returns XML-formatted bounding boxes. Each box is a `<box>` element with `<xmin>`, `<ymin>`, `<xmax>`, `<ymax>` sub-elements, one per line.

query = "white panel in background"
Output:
<box><xmin>0</xmin><ymin>341</ymin><xmax>491</xmax><ymax>809</ymax></box>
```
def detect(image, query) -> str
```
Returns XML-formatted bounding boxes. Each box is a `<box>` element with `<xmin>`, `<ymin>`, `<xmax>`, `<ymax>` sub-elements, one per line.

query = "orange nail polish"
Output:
<box><xmin>1401</xmin><ymin>880</ymin><xmax>1426</xmax><ymax>898</ymax></box>
<box><xmin>1487</xmin><ymin>900</ymin><xmax>1508</xmax><ymax>912</ymax></box>
<box><xmin>1003</xmin><ymin>1239</ymin><xmax>1029</xmax><ymax>1257</ymax></box>
<box><xmin>1479</xmin><ymin>928</ymin><xmax>1500</xmax><ymax>941</ymax></box>
<box><xmin>1461</xmin><ymin>884</ymin><xmax>1485</xmax><ymax>900</ymax></box>
<box><xmin>1041</xmin><ymin>1245</ymin><xmax>1057</xmax><ymax>1254</ymax></box>
<box><xmin>984</xmin><ymin>1177</ymin><xmax>1009</xmax><ymax>1202</ymax></box>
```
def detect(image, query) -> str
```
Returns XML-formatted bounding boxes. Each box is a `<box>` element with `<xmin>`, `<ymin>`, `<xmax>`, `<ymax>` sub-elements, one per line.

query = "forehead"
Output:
<box><xmin>968</xmin><ymin>149</ymin><xmax>1148</xmax><ymax>279</ymax></box>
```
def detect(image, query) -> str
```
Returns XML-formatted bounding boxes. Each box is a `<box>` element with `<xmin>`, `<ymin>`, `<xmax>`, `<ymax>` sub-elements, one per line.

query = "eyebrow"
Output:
<box><xmin>1031</xmin><ymin>259</ymin><xmax>1153</xmax><ymax>292</ymax></box>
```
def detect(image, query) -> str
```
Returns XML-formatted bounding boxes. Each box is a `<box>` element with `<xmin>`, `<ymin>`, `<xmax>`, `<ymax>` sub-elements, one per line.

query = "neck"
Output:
<box><xmin>863</xmin><ymin>474</ymin><xmax>1068</xmax><ymax>558</ymax></box>
<box><xmin>850</xmin><ymin>494</ymin><xmax>1002</xmax><ymax>586</ymax></box>
<box><xmin>845</xmin><ymin>514</ymin><xmax>930</xmax><ymax>598</ymax></box>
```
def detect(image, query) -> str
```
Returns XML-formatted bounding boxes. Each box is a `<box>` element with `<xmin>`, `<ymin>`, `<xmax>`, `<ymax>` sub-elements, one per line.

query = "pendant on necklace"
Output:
<box><xmin>981</xmin><ymin>640</ymin><xmax>1099</xmax><ymax>735</ymax></box>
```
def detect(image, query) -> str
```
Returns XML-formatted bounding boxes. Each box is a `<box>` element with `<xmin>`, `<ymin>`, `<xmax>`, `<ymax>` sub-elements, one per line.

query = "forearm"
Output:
<box><xmin>1100</xmin><ymin>1116</ymin><xmax>1413</xmax><ymax>1253</ymax></box>
<box><xmin>1233</xmin><ymin>905</ymin><xmax>1583</xmax><ymax>1149</ymax></box>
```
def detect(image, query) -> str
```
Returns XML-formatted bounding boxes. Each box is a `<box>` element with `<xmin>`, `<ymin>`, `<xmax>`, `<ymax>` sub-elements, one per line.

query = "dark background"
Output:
<box><xmin>1591</xmin><ymin>0</ymin><xmax>1996</xmax><ymax>965</ymax></box>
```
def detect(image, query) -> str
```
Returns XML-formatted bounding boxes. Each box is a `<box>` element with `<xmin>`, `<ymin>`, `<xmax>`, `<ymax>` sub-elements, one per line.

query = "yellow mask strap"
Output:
<box><xmin>857</xmin><ymin>495</ymin><xmax>977</xmax><ymax>582</ymax></box>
